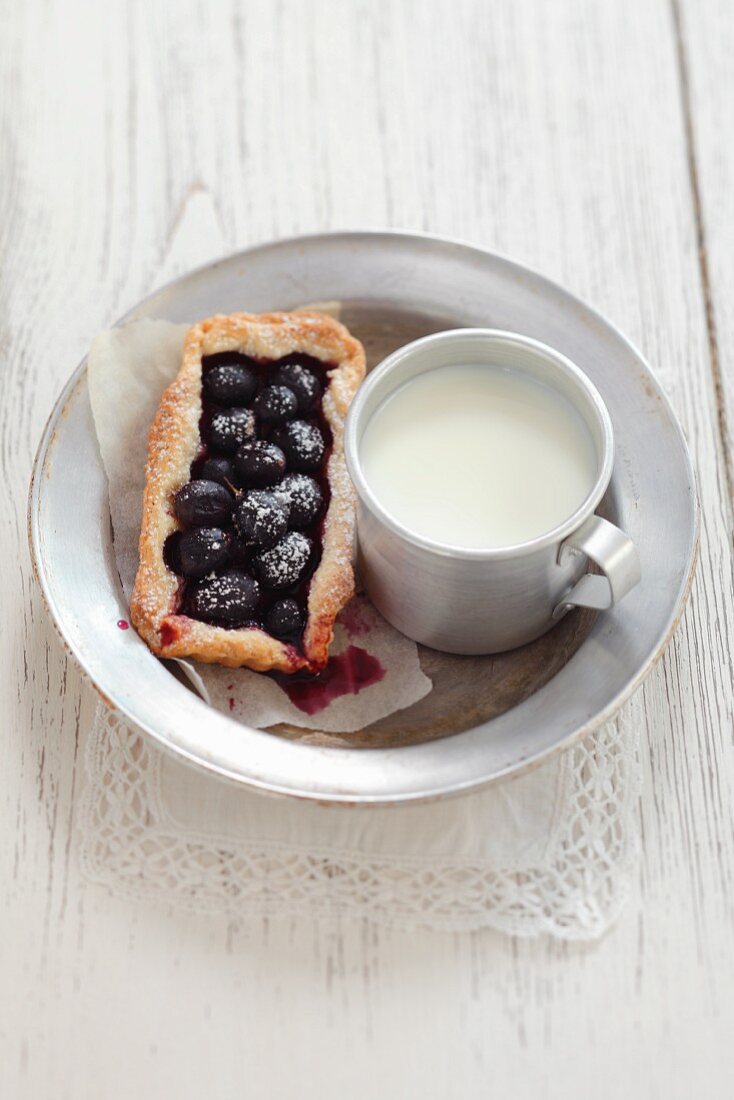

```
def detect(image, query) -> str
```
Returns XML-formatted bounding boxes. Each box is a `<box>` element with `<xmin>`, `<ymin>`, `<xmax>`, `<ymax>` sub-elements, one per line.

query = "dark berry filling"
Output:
<box><xmin>272</xmin><ymin>419</ymin><xmax>326</xmax><ymax>472</ymax></box>
<box><xmin>271</xmin><ymin>357</ymin><xmax>322</xmax><ymax>413</ymax></box>
<box><xmin>178</xmin><ymin>527</ymin><xmax>232</xmax><ymax>579</ymax></box>
<box><xmin>233</xmin><ymin>440</ymin><xmax>286</xmax><ymax>488</ymax></box>
<box><xmin>278</xmin><ymin>473</ymin><xmax>324</xmax><ymax>528</ymax></box>
<box><xmin>254</xmin><ymin>384</ymin><xmax>298</xmax><ymax>425</ymax></box>
<box><xmin>189</xmin><ymin>570</ymin><xmax>260</xmax><ymax>627</ymax></box>
<box><xmin>208</xmin><ymin>407</ymin><xmax>256</xmax><ymax>453</ymax></box>
<box><xmin>197</xmin><ymin>456</ymin><xmax>239</xmax><ymax>489</ymax></box>
<box><xmin>265</xmin><ymin>598</ymin><xmax>304</xmax><ymax>638</ymax></box>
<box><xmin>203</xmin><ymin>360</ymin><xmax>258</xmax><ymax>406</ymax></box>
<box><xmin>165</xmin><ymin>350</ymin><xmax>333</xmax><ymax>649</ymax></box>
<box><xmin>252</xmin><ymin>531</ymin><xmax>313</xmax><ymax>589</ymax></box>
<box><xmin>174</xmin><ymin>479</ymin><xmax>234</xmax><ymax>527</ymax></box>
<box><xmin>233</xmin><ymin>490</ymin><xmax>289</xmax><ymax>549</ymax></box>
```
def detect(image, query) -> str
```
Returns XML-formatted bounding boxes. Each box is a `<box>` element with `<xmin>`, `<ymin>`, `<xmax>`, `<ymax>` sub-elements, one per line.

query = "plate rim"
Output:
<box><xmin>28</xmin><ymin>229</ymin><xmax>700</xmax><ymax>804</ymax></box>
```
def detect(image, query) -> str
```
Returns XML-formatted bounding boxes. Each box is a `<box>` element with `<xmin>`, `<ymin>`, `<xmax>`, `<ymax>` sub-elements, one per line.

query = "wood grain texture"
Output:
<box><xmin>1</xmin><ymin>1</ymin><xmax>733</xmax><ymax>1097</ymax></box>
<box><xmin>674</xmin><ymin>0</ymin><xmax>734</xmax><ymax>511</ymax></box>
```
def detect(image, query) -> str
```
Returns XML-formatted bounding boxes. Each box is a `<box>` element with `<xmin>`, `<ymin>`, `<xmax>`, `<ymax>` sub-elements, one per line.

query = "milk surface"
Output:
<box><xmin>360</xmin><ymin>363</ymin><xmax>598</xmax><ymax>549</ymax></box>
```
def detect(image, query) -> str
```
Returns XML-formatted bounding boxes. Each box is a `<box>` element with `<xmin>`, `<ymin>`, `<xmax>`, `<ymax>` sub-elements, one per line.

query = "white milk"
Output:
<box><xmin>359</xmin><ymin>363</ymin><xmax>598</xmax><ymax>549</ymax></box>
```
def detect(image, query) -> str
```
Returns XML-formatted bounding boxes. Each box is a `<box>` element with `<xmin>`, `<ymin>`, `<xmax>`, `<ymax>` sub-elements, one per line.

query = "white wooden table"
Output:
<box><xmin>2</xmin><ymin>1</ymin><xmax>733</xmax><ymax>1096</ymax></box>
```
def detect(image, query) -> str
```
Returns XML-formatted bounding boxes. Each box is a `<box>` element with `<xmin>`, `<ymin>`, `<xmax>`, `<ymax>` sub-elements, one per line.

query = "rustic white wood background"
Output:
<box><xmin>2</xmin><ymin>0</ymin><xmax>733</xmax><ymax>1096</ymax></box>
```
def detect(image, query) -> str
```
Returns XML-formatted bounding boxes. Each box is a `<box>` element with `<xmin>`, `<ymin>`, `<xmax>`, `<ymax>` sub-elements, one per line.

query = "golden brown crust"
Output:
<box><xmin>130</xmin><ymin>311</ymin><xmax>366</xmax><ymax>672</ymax></box>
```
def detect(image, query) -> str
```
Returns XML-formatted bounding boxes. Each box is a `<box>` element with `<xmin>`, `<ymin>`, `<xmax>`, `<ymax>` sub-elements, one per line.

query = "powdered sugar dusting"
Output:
<box><xmin>192</xmin><ymin>572</ymin><xmax>259</xmax><ymax>619</ymax></box>
<box><xmin>213</xmin><ymin>364</ymin><xmax>245</xmax><ymax>385</ymax></box>
<box><xmin>209</xmin><ymin>407</ymin><xmax>255</xmax><ymax>448</ymax></box>
<box><xmin>254</xmin><ymin>531</ymin><xmax>311</xmax><ymax>588</ymax></box>
<box><xmin>234</xmin><ymin>490</ymin><xmax>288</xmax><ymax>546</ymax></box>
<box><xmin>281</xmin><ymin>419</ymin><xmax>325</xmax><ymax>464</ymax></box>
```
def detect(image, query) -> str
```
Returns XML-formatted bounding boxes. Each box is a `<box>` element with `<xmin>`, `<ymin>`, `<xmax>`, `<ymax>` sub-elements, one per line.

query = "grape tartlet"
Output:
<box><xmin>130</xmin><ymin>311</ymin><xmax>366</xmax><ymax>673</ymax></box>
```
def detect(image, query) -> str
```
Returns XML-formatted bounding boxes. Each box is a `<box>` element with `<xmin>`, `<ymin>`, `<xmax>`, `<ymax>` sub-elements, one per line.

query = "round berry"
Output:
<box><xmin>208</xmin><ymin>407</ymin><xmax>256</xmax><ymax>453</ymax></box>
<box><xmin>265</xmin><ymin>598</ymin><xmax>304</xmax><ymax>638</ymax></box>
<box><xmin>273</xmin><ymin>420</ymin><xmax>326</xmax><ymax>472</ymax></box>
<box><xmin>203</xmin><ymin>361</ymin><xmax>257</xmax><ymax>406</ymax></box>
<box><xmin>271</xmin><ymin>360</ymin><xmax>322</xmax><ymax>413</ymax></box>
<box><xmin>190</xmin><ymin>569</ymin><xmax>260</xmax><ymax>627</ymax></box>
<box><xmin>279</xmin><ymin>473</ymin><xmax>324</xmax><ymax>528</ymax></box>
<box><xmin>174</xmin><ymin>479</ymin><xmax>233</xmax><ymax>528</ymax></box>
<box><xmin>254</xmin><ymin>384</ymin><xmax>298</xmax><ymax>425</ymax></box>
<box><xmin>163</xmin><ymin>532</ymin><xmax>183</xmax><ymax>574</ymax></box>
<box><xmin>233</xmin><ymin>440</ymin><xmax>286</xmax><ymax>488</ymax></box>
<box><xmin>233</xmin><ymin>490</ymin><xmax>289</xmax><ymax>549</ymax></box>
<box><xmin>178</xmin><ymin>527</ymin><xmax>231</xmax><ymax>579</ymax></box>
<box><xmin>252</xmin><ymin>531</ymin><xmax>312</xmax><ymax>590</ymax></box>
<box><xmin>198</xmin><ymin>456</ymin><xmax>238</xmax><ymax>489</ymax></box>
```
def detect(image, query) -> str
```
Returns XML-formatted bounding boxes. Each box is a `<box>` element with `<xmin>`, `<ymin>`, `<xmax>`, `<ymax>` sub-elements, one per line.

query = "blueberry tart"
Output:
<box><xmin>130</xmin><ymin>311</ymin><xmax>365</xmax><ymax>672</ymax></box>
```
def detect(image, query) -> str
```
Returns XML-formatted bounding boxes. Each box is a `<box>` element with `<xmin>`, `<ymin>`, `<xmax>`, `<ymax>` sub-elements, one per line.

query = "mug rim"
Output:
<box><xmin>344</xmin><ymin>328</ymin><xmax>616</xmax><ymax>561</ymax></box>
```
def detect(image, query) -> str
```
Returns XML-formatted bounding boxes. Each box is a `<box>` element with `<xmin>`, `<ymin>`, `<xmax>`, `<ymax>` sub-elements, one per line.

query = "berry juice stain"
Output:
<box><xmin>338</xmin><ymin>600</ymin><xmax>371</xmax><ymax>639</ymax></box>
<box><xmin>277</xmin><ymin>646</ymin><xmax>385</xmax><ymax>716</ymax></box>
<box><xmin>116</xmin><ymin>619</ymin><xmax>129</xmax><ymax>630</ymax></box>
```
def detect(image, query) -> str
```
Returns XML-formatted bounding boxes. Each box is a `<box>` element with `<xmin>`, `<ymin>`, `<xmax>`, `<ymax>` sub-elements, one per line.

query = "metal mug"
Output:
<box><xmin>344</xmin><ymin>329</ymin><xmax>641</xmax><ymax>655</ymax></box>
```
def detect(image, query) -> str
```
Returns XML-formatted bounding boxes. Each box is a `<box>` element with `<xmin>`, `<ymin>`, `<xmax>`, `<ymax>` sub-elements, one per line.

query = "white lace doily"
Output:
<box><xmin>78</xmin><ymin>695</ymin><xmax>641</xmax><ymax>939</ymax></box>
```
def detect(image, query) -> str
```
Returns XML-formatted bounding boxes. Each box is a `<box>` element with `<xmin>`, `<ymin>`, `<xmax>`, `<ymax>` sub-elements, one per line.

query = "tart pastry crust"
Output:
<box><xmin>130</xmin><ymin>311</ymin><xmax>366</xmax><ymax>673</ymax></box>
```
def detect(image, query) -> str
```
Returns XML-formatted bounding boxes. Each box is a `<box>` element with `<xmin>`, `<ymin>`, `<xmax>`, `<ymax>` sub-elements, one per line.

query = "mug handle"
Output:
<box><xmin>552</xmin><ymin>514</ymin><xmax>641</xmax><ymax>619</ymax></box>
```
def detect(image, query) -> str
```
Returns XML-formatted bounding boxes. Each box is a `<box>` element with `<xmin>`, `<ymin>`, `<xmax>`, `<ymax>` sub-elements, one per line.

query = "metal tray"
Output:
<box><xmin>28</xmin><ymin>231</ymin><xmax>698</xmax><ymax>803</ymax></box>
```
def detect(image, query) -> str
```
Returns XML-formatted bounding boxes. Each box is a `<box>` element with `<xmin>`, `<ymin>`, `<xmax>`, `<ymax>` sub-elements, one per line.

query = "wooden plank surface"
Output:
<box><xmin>1</xmin><ymin>1</ymin><xmax>733</xmax><ymax>1096</ymax></box>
